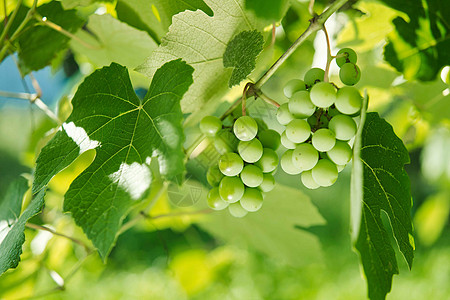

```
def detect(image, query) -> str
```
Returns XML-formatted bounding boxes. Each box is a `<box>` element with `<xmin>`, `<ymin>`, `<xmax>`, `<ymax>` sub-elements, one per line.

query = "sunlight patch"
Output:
<box><xmin>0</xmin><ymin>220</ymin><xmax>16</xmax><ymax>244</ymax></box>
<box><xmin>108</xmin><ymin>162</ymin><xmax>151</xmax><ymax>200</ymax></box>
<box><xmin>63</xmin><ymin>122</ymin><xmax>100</xmax><ymax>154</ymax></box>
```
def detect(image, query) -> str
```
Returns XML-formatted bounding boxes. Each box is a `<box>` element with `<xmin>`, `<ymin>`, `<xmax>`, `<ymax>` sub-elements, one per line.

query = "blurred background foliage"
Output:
<box><xmin>0</xmin><ymin>0</ymin><xmax>449</xmax><ymax>299</ymax></box>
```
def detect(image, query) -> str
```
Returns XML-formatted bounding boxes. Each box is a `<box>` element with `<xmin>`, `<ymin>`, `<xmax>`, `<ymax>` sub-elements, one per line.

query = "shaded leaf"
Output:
<box><xmin>61</xmin><ymin>0</ymin><xmax>114</xmax><ymax>9</ymax></box>
<box><xmin>1</xmin><ymin>177</ymin><xmax>45</xmax><ymax>275</ymax></box>
<box><xmin>223</xmin><ymin>30</ymin><xmax>264</xmax><ymax>87</ymax></box>
<box><xmin>32</xmin><ymin>59</ymin><xmax>194</xmax><ymax>258</ymax></box>
<box><xmin>245</xmin><ymin>0</ymin><xmax>290</xmax><ymax>22</ymax></box>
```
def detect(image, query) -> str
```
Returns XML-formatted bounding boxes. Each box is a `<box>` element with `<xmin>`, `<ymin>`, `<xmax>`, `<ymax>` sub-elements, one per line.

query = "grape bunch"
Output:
<box><xmin>277</xmin><ymin>49</ymin><xmax>362</xmax><ymax>189</ymax></box>
<box><xmin>200</xmin><ymin>115</ymin><xmax>281</xmax><ymax>217</ymax></box>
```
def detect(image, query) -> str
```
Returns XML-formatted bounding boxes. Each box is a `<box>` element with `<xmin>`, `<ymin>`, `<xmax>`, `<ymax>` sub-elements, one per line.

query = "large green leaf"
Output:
<box><xmin>17</xmin><ymin>1</ymin><xmax>85</xmax><ymax>74</ymax></box>
<box><xmin>199</xmin><ymin>184</ymin><xmax>326</xmax><ymax>266</ymax></box>
<box><xmin>70</xmin><ymin>14</ymin><xmax>157</xmax><ymax>69</ymax></box>
<box><xmin>61</xmin><ymin>0</ymin><xmax>113</xmax><ymax>9</ymax></box>
<box><xmin>352</xmin><ymin>112</ymin><xmax>414</xmax><ymax>300</ymax></box>
<box><xmin>0</xmin><ymin>177</ymin><xmax>46</xmax><ymax>275</ymax></box>
<box><xmin>245</xmin><ymin>0</ymin><xmax>290</xmax><ymax>22</ymax></box>
<box><xmin>32</xmin><ymin>59</ymin><xmax>194</xmax><ymax>258</ymax></box>
<box><xmin>136</xmin><ymin>0</ymin><xmax>264</xmax><ymax>114</ymax></box>
<box><xmin>115</xmin><ymin>0</ymin><xmax>213</xmax><ymax>44</ymax></box>
<box><xmin>381</xmin><ymin>0</ymin><xmax>450</xmax><ymax>81</ymax></box>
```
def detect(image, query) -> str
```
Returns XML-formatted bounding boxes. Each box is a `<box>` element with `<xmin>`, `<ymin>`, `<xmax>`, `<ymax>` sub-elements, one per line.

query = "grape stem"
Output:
<box><xmin>253</xmin><ymin>0</ymin><xmax>348</xmax><ymax>90</ymax></box>
<box><xmin>322</xmin><ymin>24</ymin><xmax>332</xmax><ymax>83</ymax></box>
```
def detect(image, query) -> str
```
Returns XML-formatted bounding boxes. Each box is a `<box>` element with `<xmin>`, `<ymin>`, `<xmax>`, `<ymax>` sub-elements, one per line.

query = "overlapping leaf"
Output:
<box><xmin>32</xmin><ymin>59</ymin><xmax>194</xmax><ymax>258</ymax></box>
<box><xmin>352</xmin><ymin>112</ymin><xmax>414</xmax><ymax>300</ymax></box>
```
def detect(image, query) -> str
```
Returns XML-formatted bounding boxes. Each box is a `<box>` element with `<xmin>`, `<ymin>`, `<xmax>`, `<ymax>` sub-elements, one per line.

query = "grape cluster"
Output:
<box><xmin>200</xmin><ymin>115</ymin><xmax>281</xmax><ymax>217</ymax></box>
<box><xmin>277</xmin><ymin>56</ymin><xmax>362</xmax><ymax>189</ymax></box>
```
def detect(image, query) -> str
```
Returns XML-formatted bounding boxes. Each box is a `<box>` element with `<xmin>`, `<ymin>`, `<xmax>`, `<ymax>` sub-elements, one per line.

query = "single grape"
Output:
<box><xmin>284</xmin><ymin>79</ymin><xmax>307</xmax><ymax>98</ymax></box>
<box><xmin>240</xmin><ymin>165</ymin><xmax>264</xmax><ymax>187</ymax></box>
<box><xmin>339</xmin><ymin>63</ymin><xmax>361</xmax><ymax>86</ymax></box>
<box><xmin>214</xmin><ymin>129</ymin><xmax>239</xmax><ymax>154</ymax></box>
<box><xmin>285</xmin><ymin>119</ymin><xmax>311</xmax><ymax>144</ymax></box>
<box><xmin>207</xmin><ymin>187</ymin><xmax>229</xmax><ymax>210</ymax></box>
<box><xmin>281</xmin><ymin>130</ymin><xmax>297</xmax><ymax>149</ymax></box>
<box><xmin>288</xmin><ymin>91</ymin><xmax>316</xmax><ymax>118</ymax></box>
<box><xmin>327</xmin><ymin>140</ymin><xmax>352</xmax><ymax>165</ymax></box>
<box><xmin>259</xmin><ymin>173</ymin><xmax>275</xmax><ymax>192</ymax></box>
<box><xmin>337</xmin><ymin>164</ymin><xmax>346</xmax><ymax>172</ymax></box>
<box><xmin>219</xmin><ymin>176</ymin><xmax>245</xmax><ymax>203</ymax></box>
<box><xmin>234</xmin><ymin>116</ymin><xmax>258</xmax><ymax>141</ymax></box>
<box><xmin>311</xmin><ymin>159</ymin><xmax>338</xmax><ymax>187</ymax></box>
<box><xmin>300</xmin><ymin>170</ymin><xmax>320</xmax><ymax>190</ymax></box>
<box><xmin>207</xmin><ymin>165</ymin><xmax>224</xmax><ymax>187</ymax></box>
<box><xmin>310</xmin><ymin>82</ymin><xmax>336</xmax><ymax>108</ymax></box>
<box><xmin>335</xmin><ymin>86</ymin><xmax>362</xmax><ymax>115</ymax></box>
<box><xmin>258</xmin><ymin>129</ymin><xmax>281</xmax><ymax>150</ymax></box>
<box><xmin>238</xmin><ymin>139</ymin><xmax>263</xmax><ymax>163</ymax></box>
<box><xmin>255</xmin><ymin>148</ymin><xmax>279</xmax><ymax>173</ymax></box>
<box><xmin>292</xmin><ymin>143</ymin><xmax>319</xmax><ymax>171</ymax></box>
<box><xmin>336</xmin><ymin>48</ymin><xmax>357</xmax><ymax>67</ymax></box>
<box><xmin>329</xmin><ymin>114</ymin><xmax>357</xmax><ymax>141</ymax></box>
<box><xmin>280</xmin><ymin>149</ymin><xmax>302</xmax><ymax>175</ymax></box>
<box><xmin>218</xmin><ymin>152</ymin><xmax>244</xmax><ymax>176</ymax></box>
<box><xmin>312</xmin><ymin>128</ymin><xmax>336</xmax><ymax>152</ymax></box>
<box><xmin>199</xmin><ymin>116</ymin><xmax>222</xmax><ymax>136</ymax></box>
<box><xmin>240</xmin><ymin>188</ymin><xmax>264</xmax><ymax>212</ymax></box>
<box><xmin>228</xmin><ymin>202</ymin><xmax>248</xmax><ymax>218</ymax></box>
<box><xmin>276</xmin><ymin>103</ymin><xmax>294</xmax><ymax>125</ymax></box>
<box><xmin>304</xmin><ymin>68</ymin><xmax>325</xmax><ymax>87</ymax></box>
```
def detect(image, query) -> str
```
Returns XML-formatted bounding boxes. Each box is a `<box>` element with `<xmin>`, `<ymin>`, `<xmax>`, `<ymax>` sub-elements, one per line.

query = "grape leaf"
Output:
<box><xmin>199</xmin><ymin>184</ymin><xmax>326</xmax><ymax>266</ymax></box>
<box><xmin>70</xmin><ymin>14</ymin><xmax>157</xmax><ymax>69</ymax></box>
<box><xmin>1</xmin><ymin>177</ymin><xmax>46</xmax><ymax>275</ymax></box>
<box><xmin>116</xmin><ymin>0</ymin><xmax>213</xmax><ymax>44</ymax></box>
<box><xmin>381</xmin><ymin>0</ymin><xmax>450</xmax><ymax>81</ymax></box>
<box><xmin>245</xmin><ymin>0</ymin><xmax>290</xmax><ymax>22</ymax></box>
<box><xmin>353</xmin><ymin>112</ymin><xmax>414</xmax><ymax>300</ymax></box>
<box><xmin>136</xmin><ymin>0</ymin><xmax>263</xmax><ymax>114</ymax></box>
<box><xmin>61</xmin><ymin>0</ymin><xmax>114</xmax><ymax>9</ymax></box>
<box><xmin>32</xmin><ymin>59</ymin><xmax>194</xmax><ymax>258</ymax></box>
<box><xmin>17</xmin><ymin>1</ymin><xmax>85</xmax><ymax>74</ymax></box>
<box><xmin>223</xmin><ymin>30</ymin><xmax>264</xmax><ymax>87</ymax></box>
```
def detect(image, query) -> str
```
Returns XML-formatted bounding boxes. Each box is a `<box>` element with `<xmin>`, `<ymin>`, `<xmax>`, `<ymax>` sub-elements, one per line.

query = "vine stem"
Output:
<box><xmin>0</xmin><ymin>0</ymin><xmax>22</xmax><ymax>48</ymax></box>
<box><xmin>322</xmin><ymin>24</ymin><xmax>332</xmax><ymax>82</ymax></box>
<box><xmin>253</xmin><ymin>0</ymin><xmax>348</xmax><ymax>89</ymax></box>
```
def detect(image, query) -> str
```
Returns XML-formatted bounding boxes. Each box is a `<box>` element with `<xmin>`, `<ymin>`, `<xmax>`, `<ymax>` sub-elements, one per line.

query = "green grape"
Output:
<box><xmin>218</xmin><ymin>152</ymin><xmax>244</xmax><ymax>176</ymax></box>
<box><xmin>288</xmin><ymin>91</ymin><xmax>316</xmax><ymax>118</ymax></box>
<box><xmin>304</xmin><ymin>68</ymin><xmax>325</xmax><ymax>87</ymax></box>
<box><xmin>199</xmin><ymin>116</ymin><xmax>222</xmax><ymax>136</ymax></box>
<box><xmin>214</xmin><ymin>129</ymin><xmax>239</xmax><ymax>154</ymax></box>
<box><xmin>233</xmin><ymin>116</ymin><xmax>258</xmax><ymax>141</ymax></box>
<box><xmin>339</xmin><ymin>63</ymin><xmax>361</xmax><ymax>86</ymax></box>
<box><xmin>329</xmin><ymin>114</ymin><xmax>357</xmax><ymax>141</ymax></box>
<box><xmin>327</xmin><ymin>140</ymin><xmax>352</xmax><ymax>165</ymax></box>
<box><xmin>207</xmin><ymin>187</ymin><xmax>229</xmax><ymax>210</ymax></box>
<box><xmin>258</xmin><ymin>129</ymin><xmax>281</xmax><ymax>150</ymax></box>
<box><xmin>300</xmin><ymin>170</ymin><xmax>320</xmax><ymax>190</ymax></box>
<box><xmin>206</xmin><ymin>165</ymin><xmax>224</xmax><ymax>187</ymax></box>
<box><xmin>337</xmin><ymin>164</ymin><xmax>346</xmax><ymax>172</ymax></box>
<box><xmin>336</xmin><ymin>48</ymin><xmax>357</xmax><ymax>67</ymax></box>
<box><xmin>285</xmin><ymin>119</ymin><xmax>311</xmax><ymax>144</ymax></box>
<box><xmin>292</xmin><ymin>143</ymin><xmax>319</xmax><ymax>171</ymax></box>
<box><xmin>280</xmin><ymin>149</ymin><xmax>302</xmax><ymax>175</ymax></box>
<box><xmin>311</xmin><ymin>159</ymin><xmax>338</xmax><ymax>187</ymax></box>
<box><xmin>281</xmin><ymin>130</ymin><xmax>296</xmax><ymax>149</ymax></box>
<box><xmin>228</xmin><ymin>202</ymin><xmax>248</xmax><ymax>218</ymax></box>
<box><xmin>276</xmin><ymin>103</ymin><xmax>294</xmax><ymax>125</ymax></box>
<box><xmin>284</xmin><ymin>79</ymin><xmax>307</xmax><ymax>98</ymax></box>
<box><xmin>307</xmin><ymin>113</ymin><xmax>329</xmax><ymax>128</ymax></box>
<box><xmin>335</xmin><ymin>86</ymin><xmax>362</xmax><ymax>115</ymax></box>
<box><xmin>312</xmin><ymin>128</ymin><xmax>336</xmax><ymax>152</ymax></box>
<box><xmin>240</xmin><ymin>165</ymin><xmax>264</xmax><ymax>187</ymax></box>
<box><xmin>310</xmin><ymin>82</ymin><xmax>336</xmax><ymax>108</ymax></box>
<box><xmin>219</xmin><ymin>176</ymin><xmax>245</xmax><ymax>203</ymax></box>
<box><xmin>259</xmin><ymin>173</ymin><xmax>275</xmax><ymax>192</ymax></box>
<box><xmin>240</xmin><ymin>188</ymin><xmax>264</xmax><ymax>212</ymax></box>
<box><xmin>255</xmin><ymin>148</ymin><xmax>279</xmax><ymax>173</ymax></box>
<box><xmin>238</xmin><ymin>139</ymin><xmax>263</xmax><ymax>163</ymax></box>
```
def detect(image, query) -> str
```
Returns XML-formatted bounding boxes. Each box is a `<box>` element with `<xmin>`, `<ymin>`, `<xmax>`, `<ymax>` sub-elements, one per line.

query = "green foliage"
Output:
<box><xmin>223</xmin><ymin>30</ymin><xmax>264</xmax><ymax>87</ymax></box>
<box><xmin>60</xmin><ymin>0</ymin><xmax>114</xmax><ymax>9</ymax></box>
<box><xmin>115</xmin><ymin>0</ymin><xmax>213</xmax><ymax>43</ymax></box>
<box><xmin>382</xmin><ymin>0</ymin><xmax>450</xmax><ymax>81</ymax></box>
<box><xmin>136</xmin><ymin>0</ymin><xmax>261</xmax><ymax>113</ymax></box>
<box><xmin>354</xmin><ymin>112</ymin><xmax>414</xmax><ymax>300</ymax></box>
<box><xmin>245</xmin><ymin>0</ymin><xmax>290</xmax><ymax>22</ymax></box>
<box><xmin>32</xmin><ymin>60</ymin><xmax>193</xmax><ymax>258</ymax></box>
<box><xmin>0</xmin><ymin>177</ymin><xmax>45</xmax><ymax>275</ymax></box>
